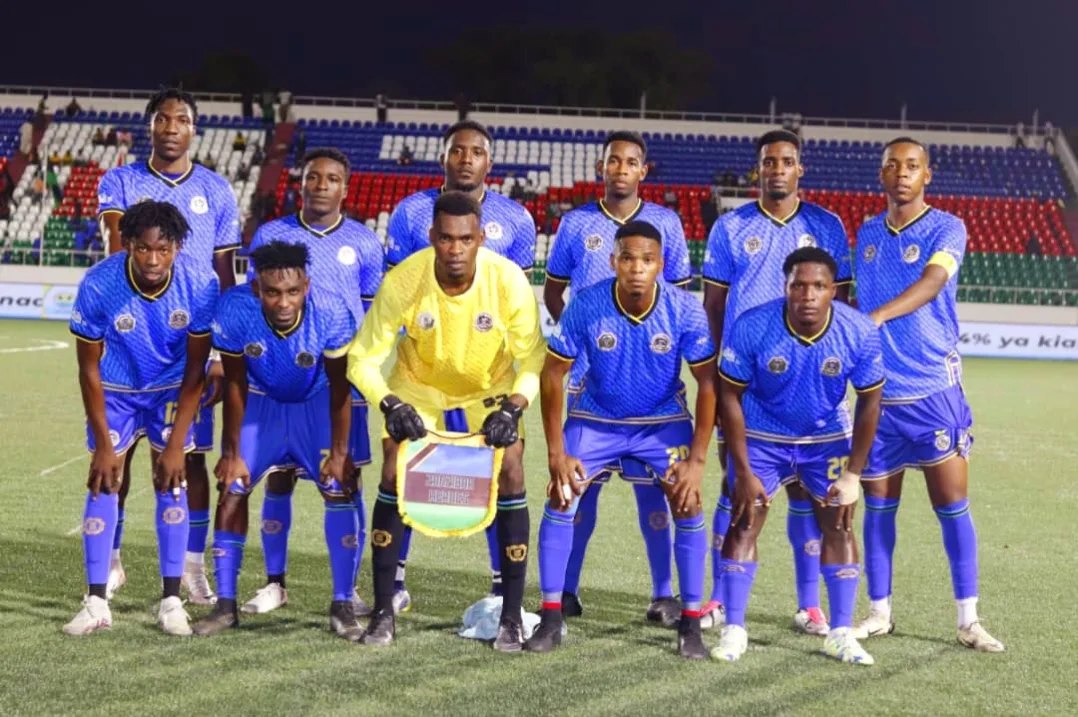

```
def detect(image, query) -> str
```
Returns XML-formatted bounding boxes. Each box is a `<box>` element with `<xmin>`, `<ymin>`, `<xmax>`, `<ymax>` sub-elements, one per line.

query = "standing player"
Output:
<box><xmin>63</xmin><ymin>200</ymin><xmax>217</xmax><ymax>636</ymax></box>
<box><xmin>239</xmin><ymin>148</ymin><xmax>382</xmax><ymax>616</ymax></box>
<box><xmin>713</xmin><ymin>247</ymin><xmax>883</xmax><ymax>664</ymax></box>
<box><xmin>851</xmin><ymin>137</ymin><xmax>1003</xmax><ymax>652</ymax></box>
<box><xmin>526</xmin><ymin>220</ymin><xmax>716</xmax><ymax>659</ymax></box>
<box><xmin>97</xmin><ymin>88</ymin><xmax>241</xmax><ymax>605</ymax></box>
<box><xmin>542</xmin><ymin>130</ymin><xmax>693</xmax><ymax>624</ymax></box>
<box><xmin>347</xmin><ymin>191</ymin><xmax>545</xmax><ymax>651</ymax></box>
<box><xmin>383</xmin><ymin>120</ymin><xmax>536</xmax><ymax>607</ymax></box>
<box><xmin>700</xmin><ymin>129</ymin><xmax>853</xmax><ymax>633</ymax></box>
<box><xmin>192</xmin><ymin>241</ymin><xmax>363</xmax><ymax>639</ymax></box>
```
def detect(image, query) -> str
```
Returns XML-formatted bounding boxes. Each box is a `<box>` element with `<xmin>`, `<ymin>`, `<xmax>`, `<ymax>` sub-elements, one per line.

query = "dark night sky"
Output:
<box><xmin>6</xmin><ymin>0</ymin><xmax>1077</xmax><ymax>126</ymax></box>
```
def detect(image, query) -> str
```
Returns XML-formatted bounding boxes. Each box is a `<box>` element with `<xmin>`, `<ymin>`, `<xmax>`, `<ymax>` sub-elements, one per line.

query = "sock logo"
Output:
<box><xmin>712</xmin><ymin>533</ymin><xmax>724</xmax><ymax>550</ymax></box>
<box><xmin>341</xmin><ymin>534</ymin><xmax>359</xmax><ymax>549</ymax></box>
<box><xmin>83</xmin><ymin>517</ymin><xmax>106</xmax><ymax>535</ymax></box>
<box><xmin>722</xmin><ymin>562</ymin><xmax>747</xmax><ymax>574</ymax></box>
<box><xmin>371</xmin><ymin>529</ymin><xmax>393</xmax><ymax>548</ymax></box>
<box><xmin>261</xmin><ymin>519</ymin><xmax>283</xmax><ymax>534</ymax></box>
<box><xmin>648</xmin><ymin>511</ymin><xmax>670</xmax><ymax>530</ymax></box>
<box><xmin>162</xmin><ymin>507</ymin><xmax>186</xmax><ymax>525</ymax></box>
<box><xmin>803</xmin><ymin>539</ymin><xmax>821</xmax><ymax>557</ymax></box>
<box><xmin>504</xmin><ymin>544</ymin><xmax>528</xmax><ymax>562</ymax></box>
<box><xmin>835</xmin><ymin>566</ymin><xmax>860</xmax><ymax>579</ymax></box>
<box><xmin>211</xmin><ymin>547</ymin><xmax>227</xmax><ymax>557</ymax></box>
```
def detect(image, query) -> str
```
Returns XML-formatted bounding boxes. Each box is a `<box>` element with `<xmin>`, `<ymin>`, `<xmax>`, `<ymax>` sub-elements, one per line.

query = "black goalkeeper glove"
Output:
<box><xmin>481</xmin><ymin>398</ymin><xmax>524</xmax><ymax>448</ymax></box>
<box><xmin>379</xmin><ymin>395</ymin><xmax>427</xmax><ymax>443</ymax></box>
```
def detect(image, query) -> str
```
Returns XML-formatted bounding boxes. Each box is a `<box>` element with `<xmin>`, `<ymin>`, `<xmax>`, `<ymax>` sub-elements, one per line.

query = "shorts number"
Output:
<box><xmin>827</xmin><ymin>456</ymin><xmax>849</xmax><ymax>481</ymax></box>
<box><xmin>164</xmin><ymin>401</ymin><xmax>178</xmax><ymax>426</ymax></box>
<box><xmin>666</xmin><ymin>445</ymin><xmax>690</xmax><ymax>466</ymax></box>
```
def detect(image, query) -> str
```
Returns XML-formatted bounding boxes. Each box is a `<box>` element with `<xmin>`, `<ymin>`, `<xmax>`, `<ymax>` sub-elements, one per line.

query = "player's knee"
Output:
<box><xmin>321</xmin><ymin>492</ymin><xmax>351</xmax><ymax>505</ymax></box>
<box><xmin>186</xmin><ymin>452</ymin><xmax>206</xmax><ymax>470</ymax></box>
<box><xmin>266</xmin><ymin>470</ymin><xmax>296</xmax><ymax>494</ymax></box>
<box><xmin>216</xmin><ymin>493</ymin><xmax>248</xmax><ymax>531</ymax></box>
<box><xmin>497</xmin><ymin>457</ymin><xmax>525</xmax><ymax>494</ymax></box>
<box><xmin>784</xmin><ymin>482</ymin><xmax>809</xmax><ymax>500</ymax></box>
<box><xmin>670</xmin><ymin>503</ymin><xmax>701</xmax><ymax>521</ymax></box>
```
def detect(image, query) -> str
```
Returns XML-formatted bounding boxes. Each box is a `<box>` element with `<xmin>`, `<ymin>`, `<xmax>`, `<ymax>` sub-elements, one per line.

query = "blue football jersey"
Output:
<box><xmin>97</xmin><ymin>162</ymin><xmax>241</xmax><ymax>267</ymax></box>
<box><xmin>719</xmin><ymin>299</ymin><xmax>885</xmax><ymax>442</ymax></box>
<box><xmin>854</xmin><ymin>207</ymin><xmax>966</xmax><ymax>401</ymax></box>
<box><xmin>247</xmin><ymin>213</ymin><xmax>383</xmax><ymax>325</ymax></box>
<box><xmin>546</xmin><ymin>200</ymin><xmax>693</xmax><ymax>289</ymax></box>
<box><xmin>69</xmin><ymin>252</ymin><xmax>219</xmax><ymax>391</ymax></box>
<box><xmin>548</xmin><ymin>279</ymin><xmax>716</xmax><ymax>423</ymax></box>
<box><xmin>702</xmin><ymin>200</ymin><xmax>853</xmax><ymax>346</ymax></box>
<box><xmin>212</xmin><ymin>285</ymin><xmax>355</xmax><ymax>403</ymax></box>
<box><xmin>384</xmin><ymin>188</ymin><xmax>535</xmax><ymax>270</ymax></box>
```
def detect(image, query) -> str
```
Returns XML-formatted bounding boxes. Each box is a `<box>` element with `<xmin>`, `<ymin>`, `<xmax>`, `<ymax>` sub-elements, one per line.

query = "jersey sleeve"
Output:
<box><xmin>323</xmin><ymin>297</ymin><xmax>358</xmax><ymax>359</ymax></box>
<box><xmin>927</xmin><ymin>217</ymin><xmax>968</xmax><ymax>279</ymax></box>
<box><xmin>213</xmin><ymin>182</ymin><xmax>242</xmax><ymax>253</ymax></box>
<box><xmin>821</xmin><ymin>213</ymin><xmax>853</xmax><ymax>283</ymax></box>
<box><xmin>851</xmin><ymin>320</ymin><xmax>886</xmax><ymax>393</ymax></box>
<box><xmin>70</xmin><ymin>279</ymin><xmax>106</xmax><ymax>342</ymax></box>
<box><xmin>503</xmin><ymin>266</ymin><xmax>546</xmax><ymax>404</ymax></box>
<box><xmin>188</xmin><ymin>273</ymin><xmax>220</xmax><ymax>336</ymax></box>
<box><xmin>358</xmin><ymin>233</ymin><xmax>384</xmax><ymax>308</ymax></box>
<box><xmin>679</xmin><ymin>300</ymin><xmax>717</xmax><ymax>366</ymax></box>
<box><xmin>211</xmin><ymin>292</ymin><xmax>244</xmax><ymax>356</ymax></box>
<box><xmin>545</xmin><ymin>215</ymin><xmax>576</xmax><ymax>283</ymax></box>
<box><xmin>96</xmin><ymin>170</ymin><xmax>126</xmax><ymax>216</ymax></box>
<box><xmin>384</xmin><ymin>203</ymin><xmax>413</xmax><ymax>269</ymax></box>
<box><xmin>508</xmin><ymin>205</ymin><xmax>536</xmax><ymax>270</ymax></box>
<box><xmin>718</xmin><ymin>316</ymin><xmax>753</xmax><ymax>386</ymax></box>
<box><xmin>701</xmin><ymin>219</ymin><xmax>734</xmax><ymax>287</ymax></box>
<box><xmin>662</xmin><ymin>213</ymin><xmax>693</xmax><ymax>286</ymax></box>
<box><xmin>345</xmin><ymin>274</ymin><xmax>405</xmax><ymax>406</ymax></box>
<box><xmin>546</xmin><ymin>300</ymin><xmax>581</xmax><ymax>361</ymax></box>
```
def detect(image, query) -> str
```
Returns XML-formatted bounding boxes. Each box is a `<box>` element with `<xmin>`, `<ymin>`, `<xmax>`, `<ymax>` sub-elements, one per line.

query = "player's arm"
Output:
<box><xmin>868</xmin><ymin>264</ymin><xmax>949</xmax><ymax>326</ymax></box>
<box><xmin>212</xmin><ymin>186</ymin><xmax>242</xmax><ymax>290</ymax></box>
<box><xmin>215</xmin><ymin>352</ymin><xmax>250</xmax><ymax>491</ymax></box>
<box><xmin>75</xmin><ymin>338</ymin><xmax>121</xmax><ymax>496</ymax></box>
<box><xmin>511</xmin><ymin>208</ymin><xmax>537</xmax><ymax>280</ymax></box>
<box><xmin>156</xmin><ymin>333</ymin><xmax>212</xmax><ymax>493</ymax></box>
<box><xmin>96</xmin><ymin>170</ymin><xmax>125</xmax><ymax>255</ymax></box>
<box><xmin>718</xmin><ymin>375</ymin><xmax>768</xmax><ymax>528</ymax></box>
<box><xmin>543</xmin><ymin>218</ymin><xmax>575</xmax><ymax>322</ymax></box>
<box><xmin>383</xmin><ymin>204</ymin><xmax>411</xmax><ymax>271</ymax></box>
<box><xmin>100</xmin><ymin>212</ymin><xmax>123</xmax><ymax>255</ymax></box>
<box><xmin>702</xmin><ymin>283</ymin><xmax>729</xmax><ymax>351</ymax></box>
<box><xmin>664</xmin><ymin>215</ymin><xmax>693</xmax><ymax>287</ymax></box>
<box><xmin>700</xmin><ymin>220</ymin><xmax>733</xmax><ymax>350</ymax></box>
<box><xmin>848</xmin><ymin>385</ymin><xmax>882</xmax><ymax>477</ymax></box>
<box><xmin>543</xmin><ymin>277</ymin><xmax>569</xmax><ymax>323</ymax></box>
<box><xmin>321</xmin><ymin>355</ymin><xmax>355</xmax><ymax>494</ymax></box>
<box><xmin>212</xmin><ymin>250</ymin><xmax>237</xmax><ymax>291</ymax></box>
<box><xmin>540</xmin><ymin>352</ymin><xmax>586</xmax><ymax>510</ymax></box>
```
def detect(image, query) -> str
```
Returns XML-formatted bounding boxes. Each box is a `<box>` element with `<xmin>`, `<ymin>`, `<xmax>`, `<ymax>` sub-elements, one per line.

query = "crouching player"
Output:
<box><xmin>712</xmin><ymin>247</ymin><xmax>884</xmax><ymax>664</ymax></box>
<box><xmin>64</xmin><ymin>199</ymin><xmax>218</xmax><ymax>636</ymax></box>
<box><xmin>192</xmin><ymin>241</ymin><xmax>364</xmax><ymax>640</ymax></box>
<box><xmin>525</xmin><ymin>220</ymin><xmax>717</xmax><ymax>659</ymax></box>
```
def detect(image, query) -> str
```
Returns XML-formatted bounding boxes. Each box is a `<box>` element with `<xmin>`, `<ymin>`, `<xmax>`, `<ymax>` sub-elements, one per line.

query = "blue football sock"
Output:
<box><xmin>324</xmin><ymin>501</ymin><xmax>360</xmax><ymax>602</ymax></box>
<box><xmin>710</xmin><ymin>494</ymin><xmax>732</xmax><ymax>602</ymax></box>
<box><xmin>352</xmin><ymin>491</ymin><xmax>366</xmax><ymax>585</ymax></box>
<box><xmin>934</xmin><ymin>498</ymin><xmax>978</xmax><ymax>600</ymax></box>
<box><xmin>674</xmin><ymin>515</ymin><xmax>707</xmax><ymax>612</ymax></box>
<box><xmin>112</xmin><ymin>508</ymin><xmax>125</xmax><ymax>553</ymax></box>
<box><xmin>787</xmin><ymin>498</ymin><xmax>822</xmax><ymax>610</ymax></box>
<box><xmin>395</xmin><ymin>526</ymin><xmax>413</xmax><ymax>591</ymax></box>
<box><xmin>187</xmin><ymin>508</ymin><xmax>210</xmax><ymax>555</ymax></box>
<box><xmin>822</xmin><ymin>563</ymin><xmax>860</xmax><ymax>629</ymax></box>
<box><xmin>83</xmin><ymin>492</ymin><xmax>118</xmax><ymax>587</ymax></box>
<box><xmin>562</xmin><ymin>482</ymin><xmax>601</xmax><ymax>595</ymax></box>
<box><xmin>720</xmin><ymin>559</ymin><xmax>758</xmax><ymax>627</ymax></box>
<box><xmin>634</xmin><ymin>483</ymin><xmax>674</xmax><ymax>599</ymax></box>
<box><xmin>538</xmin><ymin>501</ymin><xmax>577</xmax><ymax>604</ymax></box>
<box><xmin>485</xmin><ymin>523</ymin><xmax>502</xmax><ymax>595</ymax></box>
<box><xmin>212</xmin><ymin>530</ymin><xmax>246</xmax><ymax>600</ymax></box>
<box><xmin>863</xmin><ymin>495</ymin><xmax>900</xmax><ymax>601</ymax></box>
<box><xmin>155</xmin><ymin>489</ymin><xmax>189</xmax><ymax>579</ymax></box>
<box><xmin>261</xmin><ymin>491</ymin><xmax>292</xmax><ymax>578</ymax></box>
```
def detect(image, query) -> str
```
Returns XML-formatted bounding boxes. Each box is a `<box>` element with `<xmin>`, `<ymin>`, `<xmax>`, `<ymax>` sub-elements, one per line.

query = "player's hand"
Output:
<box><xmin>663</xmin><ymin>457</ymin><xmax>705</xmax><ymax>516</ymax></box>
<box><xmin>320</xmin><ymin>451</ymin><xmax>356</xmax><ymax>497</ymax></box>
<box><xmin>731</xmin><ymin>472</ymin><xmax>769</xmax><ymax>530</ymax></box>
<box><xmin>154</xmin><ymin>445</ymin><xmax>187</xmax><ymax>498</ymax></box>
<box><xmin>480</xmin><ymin>399</ymin><xmax>523</xmax><ymax>448</ymax></box>
<box><xmin>87</xmin><ymin>447</ymin><xmax>122</xmax><ymax>498</ymax></box>
<box><xmin>869</xmin><ymin>310</ymin><xmax>885</xmax><ymax>327</ymax></box>
<box><xmin>824</xmin><ymin>470</ymin><xmax>861</xmax><ymax>532</ymax></box>
<box><xmin>379</xmin><ymin>395</ymin><xmax>427</xmax><ymax>443</ymax></box>
<box><xmin>546</xmin><ymin>453</ymin><xmax>588</xmax><ymax>512</ymax></box>
<box><xmin>214</xmin><ymin>455</ymin><xmax>250</xmax><ymax>494</ymax></box>
<box><xmin>201</xmin><ymin>360</ymin><xmax>225</xmax><ymax>408</ymax></box>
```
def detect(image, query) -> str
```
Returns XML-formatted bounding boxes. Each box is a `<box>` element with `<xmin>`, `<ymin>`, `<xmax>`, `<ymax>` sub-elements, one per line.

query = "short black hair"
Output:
<box><xmin>443</xmin><ymin>120</ymin><xmax>492</xmax><ymax>146</ymax></box>
<box><xmin>119</xmin><ymin>200</ymin><xmax>190</xmax><ymax>247</ymax></box>
<box><xmin>250</xmin><ymin>240</ymin><xmax>310</xmax><ymax>274</ymax></box>
<box><xmin>883</xmin><ymin>136</ymin><xmax>931</xmax><ymax>164</ymax></box>
<box><xmin>603</xmin><ymin>131</ymin><xmax>647</xmax><ymax>159</ymax></box>
<box><xmin>614</xmin><ymin>220</ymin><xmax>663</xmax><ymax>246</ymax></box>
<box><xmin>433</xmin><ymin>190</ymin><xmax>482</xmax><ymax>223</ymax></box>
<box><xmin>783</xmin><ymin>247</ymin><xmax>837</xmax><ymax>280</ymax></box>
<box><xmin>146</xmin><ymin>87</ymin><xmax>198</xmax><ymax>123</ymax></box>
<box><xmin>757</xmin><ymin>129</ymin><xmax>801</xmax><ymax>155</ymax></box>
<box><xmin>302</xmin><ymin>147</ymin><xmax>351</xmax><ymax>177</ymax></box>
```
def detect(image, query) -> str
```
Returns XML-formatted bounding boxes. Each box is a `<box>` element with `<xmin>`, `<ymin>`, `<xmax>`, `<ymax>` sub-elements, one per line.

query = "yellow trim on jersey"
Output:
<box><xmin>687</xmin><ymin>353</ymin><xmax>718</xmax><ymax>368</ymax></box>
<box><xmin>719</xmin><ymin>370</ymin><xmax>749</xmax><ymax>387</ymax></box>
<box><xmin>547</xmin><ymin>347</ymin><xmax>575</xmax><ymax>362</ymax></box>
<box><xmin>323</xmin><ymin>344</ymin><xmax>350</xmax><ymax>359</ymax></box>
<box><xmin>187</xmin><ymin>330</ymin><xmax>211</xmax><ymax>338</ymax></box>
<box><xmin>270</xmin><ymin>309</ymin><xmax>304</xmax><ymax>339</ymax></box>
<box><xmin>298</xmin><ymin>212</ymin><xmax>344</xmax><ymax>237</ymax></box>
<box><xmin>126</xmin><ymin>257</ymin><xmax>173</xmax><ymax>300</ymax></box>
<box><xmin>885</xmin><ymin>205</ymin><xmax>932</xmax><ymax>234</ymax></box>
<box><xmin>757</xmin><ymin>199</ymin><xmax>801</xmax><ymax>227</ymax></box>
<box><xmin>598</xmin><ymin>198</ymin><xmax>643</xmax><ymax>225</ymax></box>
<box><xmin>98</xmin><ymin>208</ymin><xmax>125</xmax><ymax>216</ymax></box>
<box><xmin>614</xmin><ymin>283</ymin><xmax>658</xmax><ymax>325</ymax></box>
<box><xmin>701</xmin><ymin>277</ymin><xmax>730</xmax><ymax>288</ymax></box>
<box><xmin>785</xmin><ymin>307</ymin><xmax>832</xmax><ymax>346</ymax></box>
<box><xmin>834</xmin><ymin>278</ymin><xmax>853</xmax><ymax>285</ymax></box>
<box><xmin>215</xmin><ymin>348</ymin><xmax>244</xmax><ymax>357</ymax></box>
<box><xmin>147</xmin><ymin>154</ymin><xmax>194</xmax><ymax>187</ymax></box>
<box><xmin>927</xmin><ymin>251</ymin><xmax>959</xmax><ymax>278</ymax></box>
<box><xmin>213</xmin><ymin>244</ymin><xmax>241</xmax><ymax>254</ymax></box>
<box><xmin>855</xmin><ymin>378</ymin><xmax>886</xmax><ymax>394</ymax></box>
<box><xmin>72</xmin><ymin>332</ymin><xmax>104</xmax><ymax>344</ymax></box>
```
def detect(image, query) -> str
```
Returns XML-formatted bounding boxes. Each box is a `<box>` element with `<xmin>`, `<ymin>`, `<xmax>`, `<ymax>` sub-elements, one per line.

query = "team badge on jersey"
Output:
<box><xmin>797</xmin><ymin>234</ymin><xmax>817</xmax><ymax>248</ymax></box>
<box><xmin>596</xmin><ymin>332</ymin><xmax>617</xmax><ymax>351</ymax></box>
<box><xmin>650</xmin><ymin>333</ymin><xmax>673</xmax><ymax>354</ymax></box>
<box><xmin>189</xmin><ymin>196</ymin><xmax>209</xmax><ymax>215</ymax></box>
<box><xmin>744</xmin><ymin>236</ymin><xmax>762</xmax><ymax>255</ymax></box>
<box><xmin>484</xmin><ymin>221</ymin><xmax>504</xmax><ymax>240</ymax></box>
<box><xmin>903</xmin><ymin>245</ymin><xmax>921</xmax><ymax>263</ymax></box>
<box><xmin>767</xmin><ymin>356</ymin><xmax>788</xmax><ymax>374</ymax></box>
<box><xmin>863</xmin><ymin>245</ymin><xmax>878</xmax><ymax>263</ymax></box>
<box><xmin>934</xmin><ymin>430</ymin><xmax>952</xmax><ymax>451</ymax></box>
<box><xmin>474</xmin><ymin>312</ymin><xmax>494</xmax><ymax>332</ymax></box>
<box><xmin>337</xmin><ymin>246</ymin><xmax>357</xmax><ymax>266</ymax></box>
<box><xmin>162</xmin><ymin>507</ymin><xmax>186</xmax><ymax>525</ymax></box>
<box><xmin>168</xmin><ymin>309</ymin><xmax>190</xmax><ymax>330</ymax></box>
<box><xmin>295</xmin><ymin>351</ymin><xmax>316</xmax><ymax>368</ymax></box>
<box><xmin>418</xmin><ymin>311</ymin><xmax>436</xmax><ymax>330</ymax></box>
<box><xmin>821</xmin><ymin>357</ymin><xmax>842</xmax><ymax>377</ymax></box>
<box><xmin>584</xmin><ymin>234</ymin><xmax>604</xmax><ymax>252</ymax></box>
<box><xmin>114</xmin><ymin>314</ymin><xmax>136</xmax><ymax>333</ymax></box>
<box><xmin>244</xmin><ymin>342</ymin><xmax>265</xmax><ymax>358</ymax></box>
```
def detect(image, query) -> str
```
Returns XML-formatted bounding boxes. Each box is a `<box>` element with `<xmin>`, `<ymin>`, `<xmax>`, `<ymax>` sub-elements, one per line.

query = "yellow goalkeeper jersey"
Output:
<box><xmin>346</xmin><ymin>247</ymin><xmax>546</xmax><ymax>407</ymax></box>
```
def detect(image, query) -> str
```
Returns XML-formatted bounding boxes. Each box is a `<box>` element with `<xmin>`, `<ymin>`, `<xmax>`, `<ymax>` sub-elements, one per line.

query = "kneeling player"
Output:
<box><xmin>64</xmin><ymin>200</ymin><xmax>218</xmax><ymax>636</ymax></box>
<box><xmin>525</xmin><ymin>220</ymin><xmax>717</xmax><ymax>659</ymax></box>
<box><xmin>713</xmin><ymin>247</ymin><xmax>883</xmax><ymax>665</ymax></box>
<box><xmin>193</xmin><ymin>241</ymin><xmax>364</xmax><ymax>640</ymax></box>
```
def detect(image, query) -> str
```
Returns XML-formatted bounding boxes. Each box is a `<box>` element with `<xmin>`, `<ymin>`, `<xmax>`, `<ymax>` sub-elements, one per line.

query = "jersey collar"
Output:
<box><xmin>440</xmin><ymin>185</ymin><xmax>487</xmax><ymax>204</ymax></box>
<box><xmin>297</xmin><ymin>212</ymin><xmax>344</xmax><ymax>237</ymax></box>
<box><xmin>612</xmin><ymin>280</ymin><xmax>660</xmax><ymax>325</ymax></box>
<box><xmin>263</xmin><ymin>307</ymin><xmax>304</xmax><ymax>339</ymax></box>
<box><xmin>756</xmin><ymin>199</ymin><xmax>801</xmax><ymax>228</ymax></box>
<box><xmin>125</xmin><ymin>256</ymin><xmax>173</xmax><ymax>301</ymax></box>
<box><xmin>784</xmin><ymin>305</ymin><xmax>833</xmax><ymax>347</ymax></box>
<box><xmin>598</xmin><ymin>198</ymin><xmax>643</xmax><ymax>226</ymax></box>
<box><xmin>885</xmin><ymin>205</ymin><xmax>932</xmax><ymax>236</ymax></box>
<box><xmin>146</xmin><ymin>155</ymin><xmax>194</xmax><ymax>188</ymax></box>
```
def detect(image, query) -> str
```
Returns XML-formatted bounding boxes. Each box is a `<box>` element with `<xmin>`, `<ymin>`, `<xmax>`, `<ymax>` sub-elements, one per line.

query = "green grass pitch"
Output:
<box><xmin>0</xmin><ymin>319</ymin><xmax>1075</xmax><ymax>715</ymax></box>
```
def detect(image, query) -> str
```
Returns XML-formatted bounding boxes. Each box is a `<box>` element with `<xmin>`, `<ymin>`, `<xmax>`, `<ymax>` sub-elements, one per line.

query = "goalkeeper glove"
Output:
<box><xmin>379</xmin><ymin>395</ymin><xmax>427</xmax><ymax>443</ymax></box>
<box><xmin>481</xmin><ymin>398</ymin><xmax>523</xmax><ymax>448</ymax></box>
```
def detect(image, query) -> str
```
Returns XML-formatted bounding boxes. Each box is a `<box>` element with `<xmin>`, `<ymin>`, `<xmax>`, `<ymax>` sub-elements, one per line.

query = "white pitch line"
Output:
<box><xmin>39</xmin><ymin>454</ymin><xmax>86</xmax><ymax>477</ymax></box>
<box><xmin>0</xmin><ymin>339</ymin><xmax>70</xmax><ymax>354</ymax></box>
